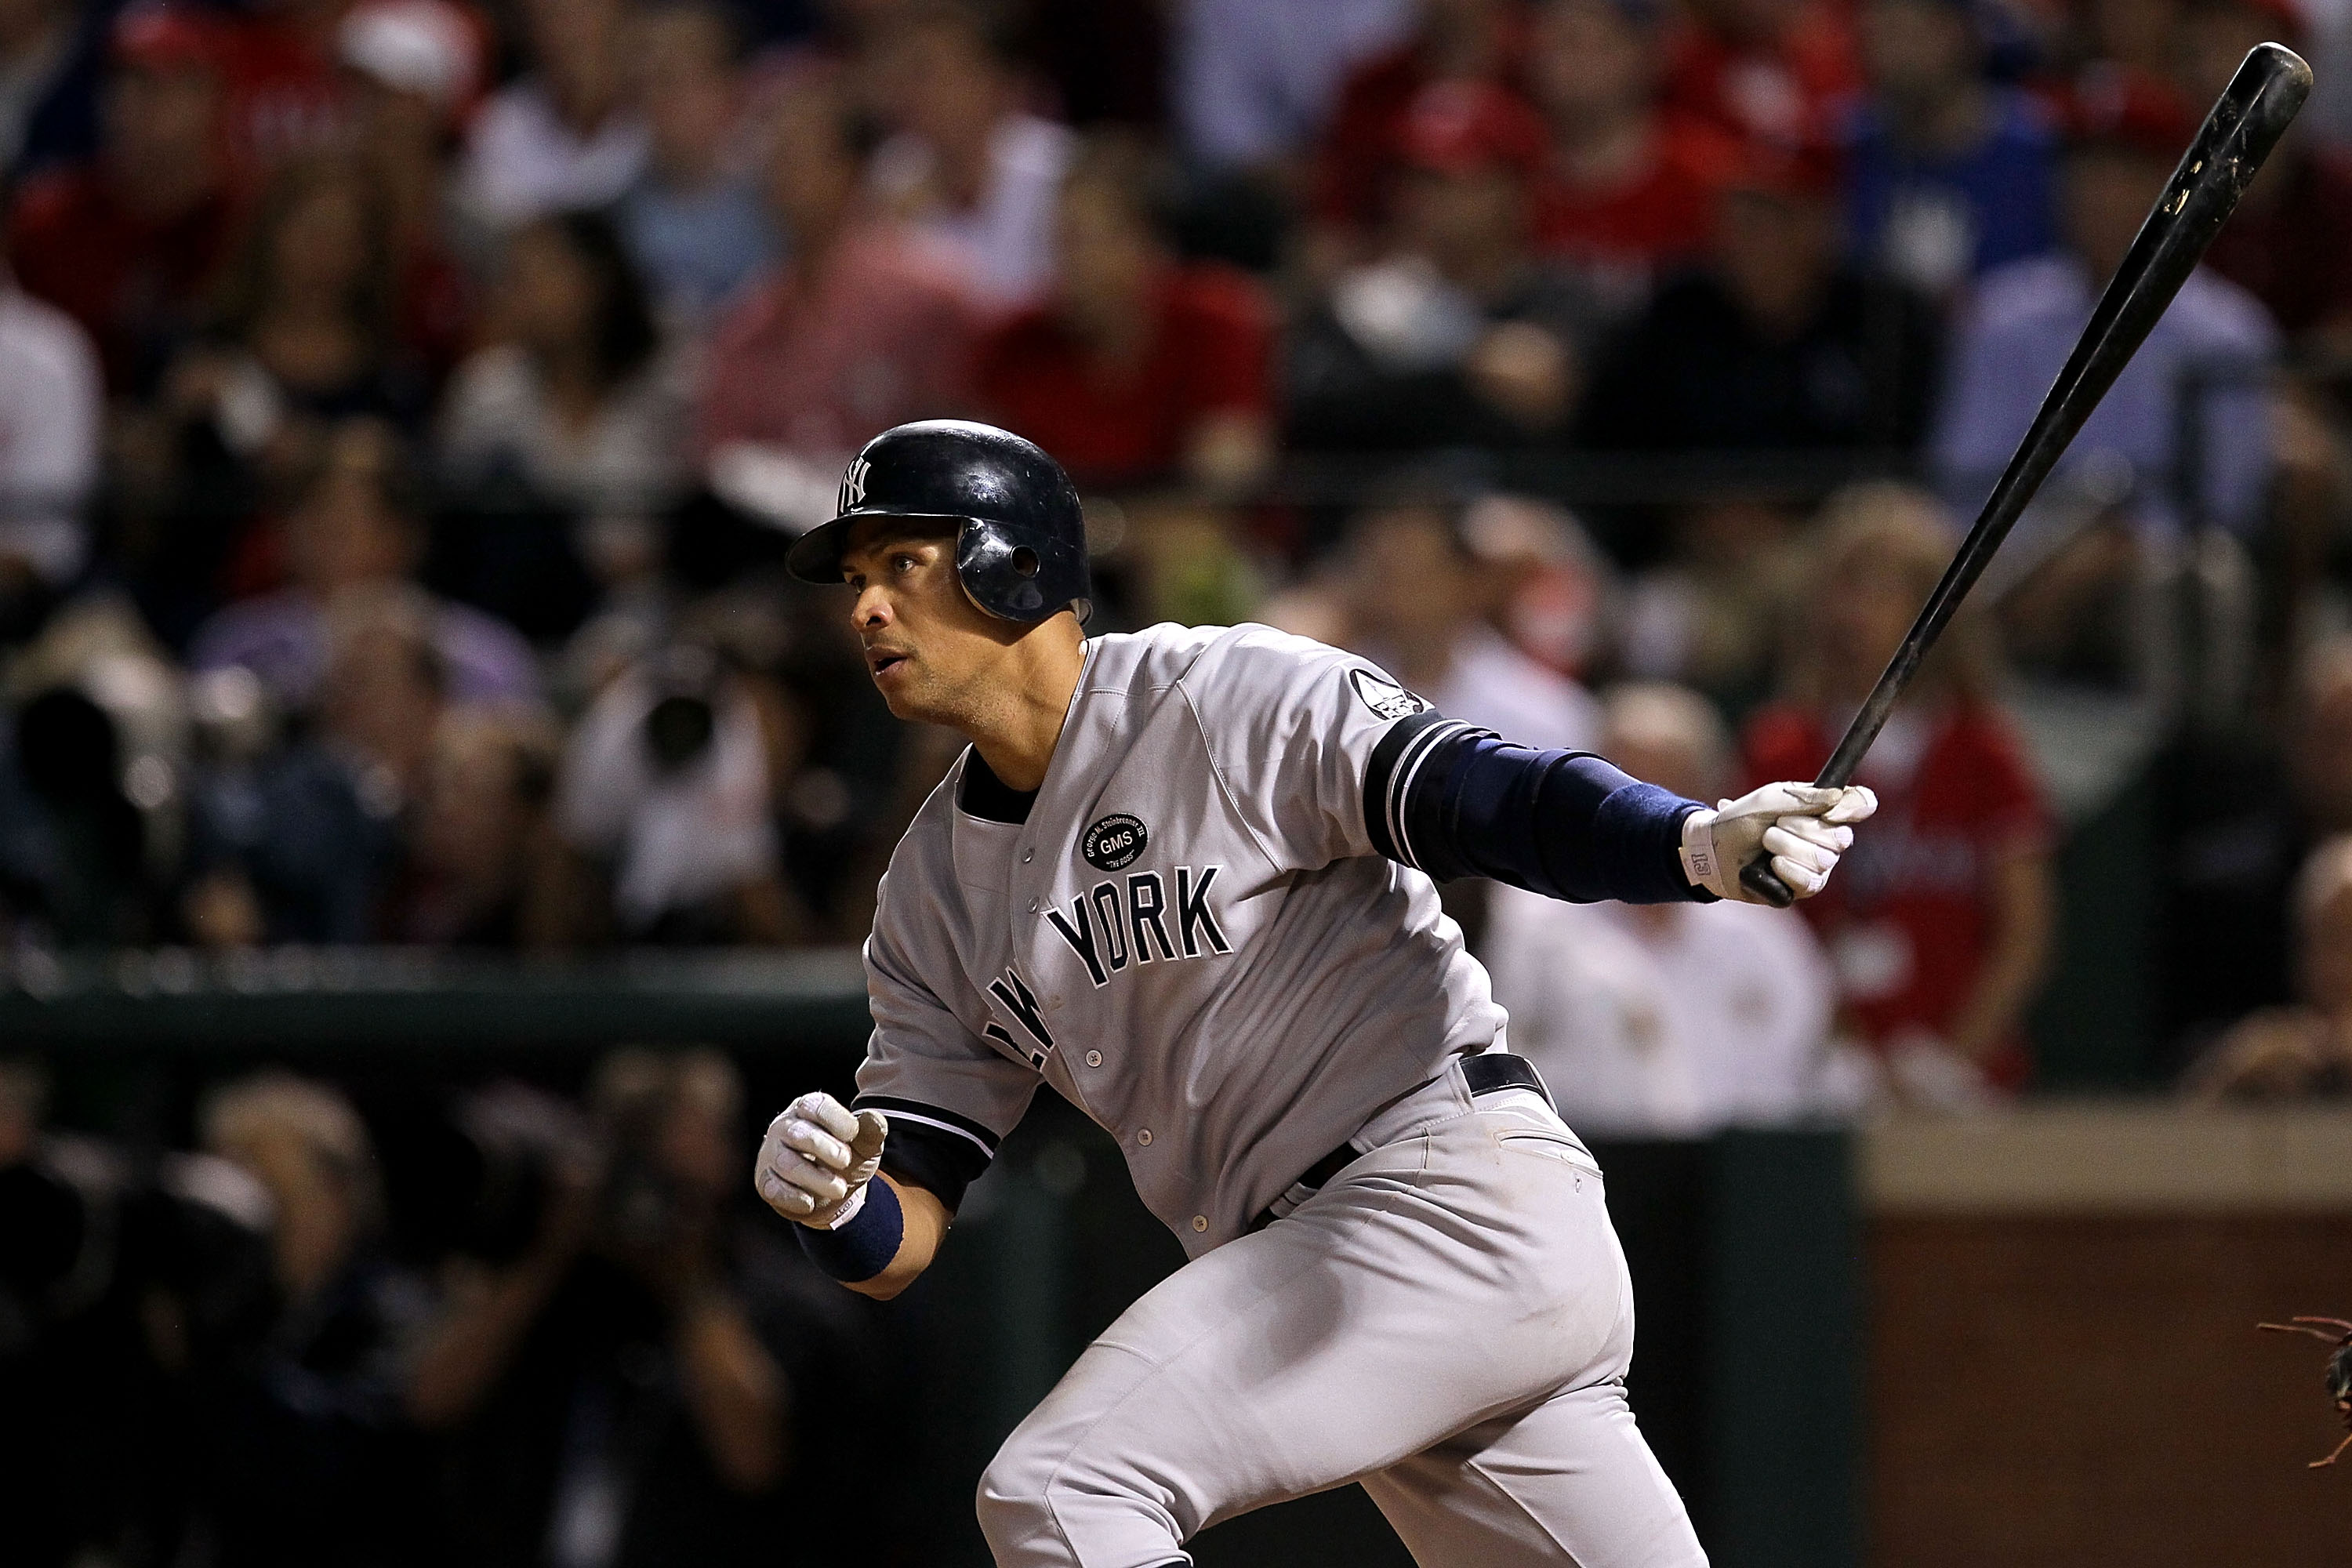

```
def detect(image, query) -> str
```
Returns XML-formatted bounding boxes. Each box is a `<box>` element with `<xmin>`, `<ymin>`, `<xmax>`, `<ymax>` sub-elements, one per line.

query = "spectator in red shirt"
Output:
<box><xmin>9</xmin><ymin>4</ymin><xmax>240</xmax><ymax>394</ymax></box>
<box><xmin>1740</xmin><ymin>484</ymin><xmax>2056</xmax><ymax>1105</ymax></box>
<box><xmin>698</xmin><ymin>74</ymin><xmax>976</xmax><ymax>524</ymax></box>
<box><xmin>1311</xmin><ymin>0</ymin><xmax>1529</xmax><ymax>247</ymax></box>
<box><xmin>1660</xmin><ymin>0</ymin><xmax>1860</xmax><ymax>149</ymax></box>
<box><xmin>973</xmin><ymin>133</ymin><xmax>1273</xmax><ymax>493</ymax></box>
<box><xmin>1527</xmin><ymin>0</ymin><xmax>1744</xmax><ymax>285</ymax></box>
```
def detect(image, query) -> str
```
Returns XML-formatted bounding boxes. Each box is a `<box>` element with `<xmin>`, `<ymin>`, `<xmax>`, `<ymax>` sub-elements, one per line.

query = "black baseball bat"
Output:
<box><xmin>1740</xmin><ymin>42</ymin><xmax>2313</xmax><ymax>907</ymax></box>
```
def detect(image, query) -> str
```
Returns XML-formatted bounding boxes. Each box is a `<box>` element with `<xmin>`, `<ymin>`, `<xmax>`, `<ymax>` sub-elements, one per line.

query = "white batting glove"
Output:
<box><xmin>1679</xmin><ymin>782</ymin><xmax>1878</xmax><ymax>903</ymax></box>
<box><xmin>754</xmin><ymin>1092</ymin><xmax>889</xmax><ymax>1229</ymax></box>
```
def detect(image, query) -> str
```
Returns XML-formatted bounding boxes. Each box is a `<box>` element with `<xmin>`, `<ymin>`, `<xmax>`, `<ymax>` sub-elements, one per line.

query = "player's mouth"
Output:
<box><xmin>866</xmin><ymin>646</ymin><xmax>913</xmax><ymax>683</ymax></box>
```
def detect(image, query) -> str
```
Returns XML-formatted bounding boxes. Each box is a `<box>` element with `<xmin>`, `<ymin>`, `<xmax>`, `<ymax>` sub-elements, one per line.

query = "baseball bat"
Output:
<box><xmin>1740</xmin><ymin>42</ymin><xmax>2312</xmax><ymax>907</ymax></box>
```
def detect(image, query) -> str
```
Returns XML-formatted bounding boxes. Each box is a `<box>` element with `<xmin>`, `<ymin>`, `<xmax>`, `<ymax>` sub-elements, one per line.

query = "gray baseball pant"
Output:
<box><xmin>975</xmin><ymin>1065</ymin><xmax>1708</xmax><ymax>1567</ymax></box>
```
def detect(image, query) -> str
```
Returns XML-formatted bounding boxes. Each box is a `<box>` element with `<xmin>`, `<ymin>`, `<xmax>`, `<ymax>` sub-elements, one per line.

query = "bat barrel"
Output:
<box><xmin>1737</xmin><ymin>42</ymin><xmax>2311</xmax><ymax>907</ymax></box>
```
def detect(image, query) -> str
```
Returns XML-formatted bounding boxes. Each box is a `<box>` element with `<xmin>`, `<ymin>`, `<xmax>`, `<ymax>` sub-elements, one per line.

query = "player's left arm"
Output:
<box><xmin>1368</xmin><ymin>716</ymin><xmax>1877</xmax><ymax>906</ymax></box>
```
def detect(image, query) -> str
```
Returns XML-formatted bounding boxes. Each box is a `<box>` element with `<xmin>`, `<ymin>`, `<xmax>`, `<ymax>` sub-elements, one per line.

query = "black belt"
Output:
<box><xmin>1247</xmin><ymin>1053</ymin><xmax>1553</xmax><ymax>1233</ymax></box>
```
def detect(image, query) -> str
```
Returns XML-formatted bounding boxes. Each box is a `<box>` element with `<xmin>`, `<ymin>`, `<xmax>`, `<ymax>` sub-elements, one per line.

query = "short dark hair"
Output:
<box><xmin>535</xmin><ymin>209</ymin><xmax>659</xmax><ymax>391</ymax></box>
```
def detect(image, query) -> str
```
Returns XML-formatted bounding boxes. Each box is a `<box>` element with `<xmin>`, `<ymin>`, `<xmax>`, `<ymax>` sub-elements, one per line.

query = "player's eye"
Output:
<box><xmin>891</xmin><ymin>552</ymin><xmax>917</xmax><ymax>574</ymax></box>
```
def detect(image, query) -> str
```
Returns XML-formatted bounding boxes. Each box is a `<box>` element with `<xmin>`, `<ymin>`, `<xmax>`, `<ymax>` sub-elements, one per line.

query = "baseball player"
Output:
<box><xmin>753</xmin><ymin>420</ymin><xmax>1874</xmax><ymax>1567</ymax></box>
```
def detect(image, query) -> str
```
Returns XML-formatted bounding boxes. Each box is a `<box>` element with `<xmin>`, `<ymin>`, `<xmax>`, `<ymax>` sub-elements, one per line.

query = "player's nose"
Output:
<box><xmin>851</xmin><ymin>583</ymin><xmax>893</xmax><ymax>630</ymax></box>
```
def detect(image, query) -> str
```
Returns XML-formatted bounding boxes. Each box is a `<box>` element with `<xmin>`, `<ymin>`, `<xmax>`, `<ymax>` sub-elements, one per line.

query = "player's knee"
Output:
<box><xmin>975</xmin><ymin>1429</ymin><xmax>1057</xmax><ymax>1554</ymax></box>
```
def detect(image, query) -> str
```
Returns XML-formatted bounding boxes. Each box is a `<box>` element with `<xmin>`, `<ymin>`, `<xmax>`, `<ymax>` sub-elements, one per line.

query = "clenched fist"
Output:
<box><xmin>755</xmin><ymin>1092</ymin><xmax>889</xmax><ymax>1229</ymax></box>
<box><xmin>1679</xmin><ymin>782</ymin><xmax>1878</xmax><ymax>903</ymax></box>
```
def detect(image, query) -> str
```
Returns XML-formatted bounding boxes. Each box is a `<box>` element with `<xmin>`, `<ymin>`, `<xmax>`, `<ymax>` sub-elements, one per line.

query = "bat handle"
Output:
<box><xmin>1738</xmin><ymin>855</ymin><xmax>1798</xmax><ymax>909</ymax></box>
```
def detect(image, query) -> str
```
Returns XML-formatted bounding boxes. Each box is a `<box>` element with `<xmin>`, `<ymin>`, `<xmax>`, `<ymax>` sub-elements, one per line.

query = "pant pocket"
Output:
<box><xmin>1495</xmin><ymin>1130</ymin><xmax>1602</xmax><ymax>1175</ymax></box>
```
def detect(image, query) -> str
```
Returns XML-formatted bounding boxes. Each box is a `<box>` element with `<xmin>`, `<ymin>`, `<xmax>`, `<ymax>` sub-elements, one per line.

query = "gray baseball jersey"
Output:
<box><xmin>852</xmin><ymin>620</ymin><xmax>1504</xmax><ymax>1253</ymax></box>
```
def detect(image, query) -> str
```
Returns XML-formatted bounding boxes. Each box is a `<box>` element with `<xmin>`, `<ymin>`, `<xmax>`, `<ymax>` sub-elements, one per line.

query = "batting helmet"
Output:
<box><xmin>785</xmin><ymin>421</ymin><xmax>1092</xmax><ymax>624</ymax></box>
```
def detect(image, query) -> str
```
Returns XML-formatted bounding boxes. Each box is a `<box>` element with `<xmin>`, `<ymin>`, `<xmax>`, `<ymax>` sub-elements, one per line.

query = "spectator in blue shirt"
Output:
<box><xmin>1844</xmin><ymin>0</ymin><xmax>2059</xmax><ymax>302</ymax></box>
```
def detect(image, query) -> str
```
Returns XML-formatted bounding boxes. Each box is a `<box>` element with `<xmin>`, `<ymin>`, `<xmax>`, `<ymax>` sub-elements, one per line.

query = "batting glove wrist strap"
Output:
<box><xmin>1678</xmin><ymin>810</ymin><xmax>1724</xmax><ymax>894</ymax></box>
<box><xmin>797</xmin><ymin>1171</ymin><xmax>904</xmax><ymax>1283</ymax></box>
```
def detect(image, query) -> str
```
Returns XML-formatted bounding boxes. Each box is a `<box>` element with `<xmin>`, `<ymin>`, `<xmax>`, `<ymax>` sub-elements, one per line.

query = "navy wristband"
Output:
<box><xmin>796</xmin><ymin>1174</ymin><xmax>906</xmax><ymax>1283</ymax></box>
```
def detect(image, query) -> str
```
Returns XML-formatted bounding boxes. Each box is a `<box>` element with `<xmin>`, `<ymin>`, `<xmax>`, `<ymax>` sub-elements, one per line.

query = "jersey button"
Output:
<box><xmin>1137</xmin><ymin>1128</ymin><xmax>1152</xmax><ymax>1145</ymax></box>
<box><xmin>1022</xmin><ymin>849</ymin><xmax>1033</xmax><ymax>863</ymax></box>
<box><xmin>1027</xmin><ymin>899</ymin><xmax>1039</xmax><ymax>913</ymax></box>
<box><xmin>1085</xmin><ymin>1050</ymin><xmax>1102</xmax><ymax>1068</ymax></box>
<box><xmin>1192</xmin><ymin>1215</ymin><xmax>1208</xmax><ymax>1233</ymax></box>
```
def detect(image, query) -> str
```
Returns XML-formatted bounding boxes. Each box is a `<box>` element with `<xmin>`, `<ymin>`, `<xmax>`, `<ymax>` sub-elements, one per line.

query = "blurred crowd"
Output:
<box><xmin>0</xmin><ymin>0</ymin><xmax>2349</xmax><ymax>1119</ymax></box>
<box><xmin>0</xmin><ymin>1052</ymin><xmax>886</xmax><ymax>1568</ymax></box>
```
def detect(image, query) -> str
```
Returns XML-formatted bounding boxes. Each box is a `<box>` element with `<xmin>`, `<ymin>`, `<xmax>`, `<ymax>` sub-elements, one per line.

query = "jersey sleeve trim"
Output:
<box><xmin>1365</xmin><ymin>711</ymin><xmax>1485</xmax><ymax>868</ymax></box>
<box><xmin>853</xmin><ymin>1094</ymin><xmax>1000</xmax><ymax>1214</ymax></box>
<box><xmin>853</xmin><ymin>1094</ymin><xmax>1002</xmax><ymax>1158</ymax></box>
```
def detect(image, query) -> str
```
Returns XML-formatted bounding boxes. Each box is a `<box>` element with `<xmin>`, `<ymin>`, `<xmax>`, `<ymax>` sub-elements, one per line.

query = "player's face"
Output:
<box><xmin>840</xmin><ymin>522</ymin><xmax>1018</xmax><ymax>722</ymax></box>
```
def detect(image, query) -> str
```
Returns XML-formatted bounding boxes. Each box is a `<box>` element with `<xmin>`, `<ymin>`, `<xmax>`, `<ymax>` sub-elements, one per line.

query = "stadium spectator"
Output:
<box><xmin>1577</xmin><ymin>141</ymin><xmax>1942</xmax><ymax>452</ymax></box>
<box><xmin>1934</xmin><ymin>74</ymin><xmax>2277</xmax><ymax>536</ymax></box>
<box><xmin>1290</xmin><ymin>80</ymin><xmax>1608</xmax><ymax>452</ymax></box>
<box><xmin>1615</xmin><ymin>494</ymin><xmax>1809</xmax><ymax>708</ymax></box>
<box><xmin>1338</xmin><ymin>493</ymin><xmax>1602</xmax><ymax>748</ymax></box>
<box><xmin>182</xmin><ymin>152</ymin><xmax>437</xmax><ymax>445</ymax></box>
<box><xmin>866</xmin><ymin>3</ymin><xmax>1071</xmax><ymax>306</ymax></box>
<box><xmin>698</xmin><ymin>78</ymin><xmax>975</xmax><ymax>515</ymax></box>
<box><xmin>616</xmin><ymin>1</ymin><xmax>776</xmax><ymax>332</ymax></box>
<box><xmin>336</xmin><ymin>0</ymin><xmax>481</xmax><ymax>383</ymax></box>
<box><xmin>1844</xmin><ymin>0</ymin><xmax>2060</xmax><ymax>301</ymax></box>
<box><xmin>2183</xmin><ymin>836</ymin><xmax>2352</xmax><ymax>1098</ymax></box>
<box><xmin>1310</xmin><ymin>0</ymin><xmax>1528</xmax><ymax>242</ymax></box>
<box><xmin>9</xmin><ymin>4</ymin><xmax>239</xmax><ymax>395</ymax></box>
<box><xmin>196</xmin><ymin>1071</ymin><xmax>436</xmax><ymax>1566</ymax></box>
<box><xmin>190</xmin><ymin>417</ymin><xmax>539</xmax><ymax>711</ymax></box>
<box><xmin>0</xmin><ymin>0</ymin><xmax>107</xmax><ymax>179</ymax></box>
<box><xmin>1173</xmin><ymin>0</ymin><xmax>1414</xmax><ymax>174</ymax></box>
<box><xmin>1484</xmin><ymin>681</ymin><xmax>1841</xmax><ymax>1134</ymax></box>
<box><xmin>321</xmin><ymin>587</ymin><xmax>452</xmax><ymax>815</ymax></box>
<box><xmin>407</xmin><ymin>1053</ymin><xmax>877</xmax><ymax>1566</ymax></box>
<box><xmin>2181</xmin><ymin>0</ymin><xmax>2352</xmax><ymax>348</ymax></box>
<box><xmin>1660</xmin><ymin>0</ymin><xmax>1860</xmax><ymax>148</ymax></box>
<box><xmin>1526</xmin><ymin>0</ymin><xmax>1741</xmax><ymax>288</ymax></box>
<box><xmin>438</xmin><ymin>209</ymin><xmax>687</xmax><ymax>520</ymax></box>
<box><xmin>555</xmin><ymin>643</ymin><xmax>799</xmax><ymax>942</ymax></box>
<box><xmin>974</xmin><ymin>133</ymin><xmax>1273</xmax><ymax>492</ymax></box>
<box><xmin>456</xmin><ymin>0</ymin><xmax>648</xmax><ymax>230</ymax></box>
<box><xmin>1742</xmin><ymin>484</ymin><xmax>2056</xmax><ymax>1105</ymax></box>
<box><xmin>2</xmin><ymin>681</ymin><xmax>159</xmax><ymax>946</ymax></box>
<box><xmin>382</xmin><ymin>706</ymin><xmax>585</xmax><ymax>947</ymax></box>
<box><xmin>0</xmin><ymin>243</ymin><xmax>99</xmax><ymax>637</ymax></box>
<box><xmin>2158</xmin><ymin>638</ymin><xmax>2352</xmax><ymax>1045</ymax></box>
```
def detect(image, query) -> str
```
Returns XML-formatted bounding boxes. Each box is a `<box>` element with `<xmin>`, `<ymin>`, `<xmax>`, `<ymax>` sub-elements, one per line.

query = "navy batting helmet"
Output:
<box><xmin>785</xmin><ymin>421</ymin><xmax>1092</xmax><ymax>625</ymax></box>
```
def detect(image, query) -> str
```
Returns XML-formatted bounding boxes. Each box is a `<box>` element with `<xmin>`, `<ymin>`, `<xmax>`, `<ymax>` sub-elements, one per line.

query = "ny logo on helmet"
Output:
<box><xmin>839</xmin><ymin>456</ymin><xmax>871</xmax><ymax>512</ymax></box>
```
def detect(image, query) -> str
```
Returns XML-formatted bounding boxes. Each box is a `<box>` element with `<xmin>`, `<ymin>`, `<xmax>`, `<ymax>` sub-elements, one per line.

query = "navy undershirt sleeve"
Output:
<box><xmin>1364</xmin><ymin>712</ymin><xmax>1712</xmax><ymax>906</ymax></box>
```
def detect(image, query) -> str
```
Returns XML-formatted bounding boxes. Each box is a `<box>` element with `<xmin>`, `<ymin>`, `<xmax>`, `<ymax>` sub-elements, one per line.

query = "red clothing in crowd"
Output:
<box><xmin>1311</xmin><ymin>26</ymin><xmax>1531</xmax><ymax>231</ymax></box>
<box><xmin>8</xmin><ymin>166</ymin><xmax>238</xmax><ymax>393</ymax></box>
<box><xmin>220</xmin><ymin>13</ymin><xmax>347</xmax><ymax>174</ymax></box>
<box><xmin>1741</xmin><ymin>697</ymin><xmax>2051</xmax><ymax>1087</ymax></box>
<box><xmin>1658</xmin><ymin>4</ymin><xmax>1859</xmax><ymax>149</ymax></box>
<box><xmin>1534</xmin><ymin>115</ymin><xmax>1744</xmax><ymax>271</ymax></box>
<box><xmin>699</xmin><ymin>224</ymin><xmax>977</xmax><ymax>460</ymax></box>
<box><xmin>974</xmin><ymin>263</ymin><xmax>1272</xmax><ymax>488</ymax></box>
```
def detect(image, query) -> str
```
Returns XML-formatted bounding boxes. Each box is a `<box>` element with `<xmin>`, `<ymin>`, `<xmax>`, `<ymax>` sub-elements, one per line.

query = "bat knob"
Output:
<box><xmin>1739</xmin><ymin>855</ymin><xmax>1798</xmax><ymax>909</ymax></box>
